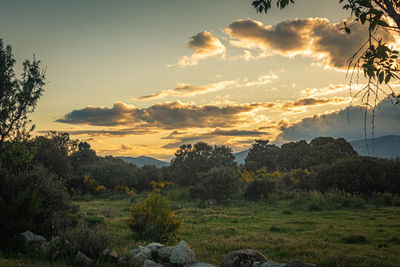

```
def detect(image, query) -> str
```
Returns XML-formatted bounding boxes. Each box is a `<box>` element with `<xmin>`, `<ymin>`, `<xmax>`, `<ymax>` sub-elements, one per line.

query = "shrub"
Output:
<box><xmin>127</xmin><ymin>193</ymin><xmax>183</xmax><ymax>242</ymax></box>
<box><xmin>314</xmin><ymin>157</ymin><xmax>400</xmax><ymax>195</ymax></box>
<box><xmin>190</xmin><ymin>166</ymin><xmax>240</xmax><ymax>203</ymax></box>
<box><xmin>52</xmin><ymin>226</ymin><xmax>110</xmax><ymax>260</ymax></box>
<box><xmin>244</xmin><ymin>179</ymin><xmax>275</xmax><ymax>200</ymax></box>
<box><xmin>0</xmin><ymin>165</ymin><xmax>74</xmax><ymax>249</ymax></box>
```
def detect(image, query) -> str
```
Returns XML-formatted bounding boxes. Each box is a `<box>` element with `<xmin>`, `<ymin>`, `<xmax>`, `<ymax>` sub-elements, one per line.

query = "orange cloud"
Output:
<box><xmin>170</xmin><ymin>31</ymin><xmax>226</xmax><ymax>67</ymax></box>
<box><xmin>225</xmin><ymin>18</ymin><xmax>394</xmax><ymax>70</ymax></box>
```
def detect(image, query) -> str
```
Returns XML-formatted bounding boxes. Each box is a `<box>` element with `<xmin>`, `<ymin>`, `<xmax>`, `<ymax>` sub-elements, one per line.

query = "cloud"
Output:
<box><xmin>56</xmin><ymin>101</ymin><xmax>273</xmax><ymax>129</ymax></box>
<box><xmin>161</xmin><ymin>128</ymin><xmax>269</xmax><ymax>149</ymax></box>
<box><xmin>55</xmin><ymin>128</ymin><xmax>156</xmax><ymax>137</ymax></box>
<box><xmin>300</xmin><ymin>84</ymin><xmax>362</xmax><ymax>97</ymax></box>
<box><xmin>136</xmin><ymin>80</ymin><xmax>237</xmax><ymax>100</ymax></box>
<box><xmin>57</xmin><ymin>96</ymin><xmax>348</xmax><ymax>132</ymax></box>
<box><xmin>280</xmin><ymin>97</ymin><xmax>349</xmax><ymax>110</ymax></box>
<box><xmin>275</xmin><ymin>97</ymin><xmax>400</xmax><ymax>142</ymax></box>
<box><xmin>135</xmin><ymin>73</ymin><xmax>278</xmax><ymax>100</ymax></box>
<box><xmin>170</xmin><ymin>31</ymin><xmax>226</xmax><ymax>67</ymax></box>
<box><xmin>225</xmin><ymin>18</ymin><xmax>394</xmax><ymax>69</ymax></box>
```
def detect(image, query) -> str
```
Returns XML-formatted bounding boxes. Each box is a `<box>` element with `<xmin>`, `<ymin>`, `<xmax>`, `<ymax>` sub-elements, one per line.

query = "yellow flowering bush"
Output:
<box><xmin>127</xmin><ymin>193</ymin><xmax>183</xmax><ymax>242</ymax></box>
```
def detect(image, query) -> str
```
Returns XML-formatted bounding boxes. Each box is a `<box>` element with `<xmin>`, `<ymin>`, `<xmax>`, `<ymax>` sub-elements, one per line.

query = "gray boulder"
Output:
<box><xmin>131</xmin><ymin>245</ymin><xmax>152</xmax><ymax>258</ymax></box>
<box><xmin>20</xmin><ymin>231</ymin><xmax>46</xmax><ymax>247</ymax></box>
<box><xmin>146</xmin><ymin>242</ymin><xmax>164</xmax><ymax>252</ymax></box>
<box><xmin>220</xmin><ymin>249</ymin><xmax>267</xmax><ymax>267</ymax></box>
<box><xmin>259</xmin><ymin>260</ymin><xmax>286</xmax><ymax>267</ymax></box>
<box><xmin>184</xmin><ymin>261</ymin><xmax>217</xmax><ymax>267</ymax></box>
<box><xmin>131</xmin><ymin>252</ymin><xmax>149</xmax><ymax>266</ymax></box>
<box><xmin>142</xmin><ymin>259</ymin><xmax>163</xmax><ymax>267</ymax></box>
<box><xmin>286</xmin><ymin>260</ymin><xmax>316</xmax><ymax>267</ymax></box>
<box><xmin>75</xmin><ymin>251</ymin><xmax>93</xmax><ymax>265</ymax></box>
<box><xmin>156</xmin><ymin>246</ymin><xmax>174</xmax><ymax>262</ymax></box>
<box><xmin>170</xmin><ymin>241</ymin><xmax>196</xmax><ymax>265</ymax></box>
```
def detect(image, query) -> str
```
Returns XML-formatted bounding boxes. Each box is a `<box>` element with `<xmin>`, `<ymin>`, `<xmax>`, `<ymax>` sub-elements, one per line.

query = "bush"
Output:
<box><xmin>314</xmin><ymin>157</ymin><xmax>400</xmax><ymax>195</ymax></box>
<box><xmin>190</xmin><ymin>166</ymin><xmax>240</xmax><ymax>203</ymax></box>
<box><xmin>51</xmin><ymin>226</ymin><xmax>110</xmax><ymax>260</ymax></box>
<box><xmin>244</xmin><ymin>179</ymin><xmax>275</xmax><ymax>200</ymax></box>
<box><xmin>0</xmin><ymin>165</ymin><xmax>75</xmax><ymax>249</ymax></box>
<box><xmin>127</xmin><ymin>193</ymin><xmax>183</xmax><ymax>242</ymax></box>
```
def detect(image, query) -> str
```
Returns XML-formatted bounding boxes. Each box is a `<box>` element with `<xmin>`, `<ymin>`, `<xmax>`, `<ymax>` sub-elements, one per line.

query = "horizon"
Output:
<box><xmin>2</xmin><ymin>0</ymin><xmax>400</xmax><ymax>161</ymax></box>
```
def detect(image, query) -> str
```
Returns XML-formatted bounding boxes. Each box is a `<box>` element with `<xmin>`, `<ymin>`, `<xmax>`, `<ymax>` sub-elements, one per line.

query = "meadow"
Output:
<box><xmin>69</xmin><ymin>189</ymin><xmax>400</xmax><ymax>266</ymax></box>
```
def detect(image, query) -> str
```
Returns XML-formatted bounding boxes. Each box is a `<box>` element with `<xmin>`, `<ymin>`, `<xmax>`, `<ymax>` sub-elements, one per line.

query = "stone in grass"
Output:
<box><xmin>103</xmin><ymin>248</ymin><xmax>119</xmax><ymax>263</ymax></box>
<box><xmin>146</xmin><ymin>242</ymin><xmax>164</xmax><ymax>252</ymax></box>
<box><xmin>156</xmin><ymin>246</ymin><xmax>174</xmax><ymax>262</ymax></box>
<box><xmin>130</xmin><ymin>245</ymin><xmax>152</xmax><ymax>258</ymax></box>
<box><xmin>170</xmin><ymin>241</ymin><xmax>196</xmax><ymax>265</ymax></box>
<box><xmin>131</xmin><ymin>252</ymin><xmax>149</xmax><ymax>266</ymax></box>
<box><xmin>142</xmin><ymin>259</ymin><xmax>164</xmax><ymax>267</ymax></box>
<box><xmin>286</xmin><ymin>260</ymin><xmax>316</xmax><ymax>267</ymax></box>
<box><xmin>20</xmin><ymin>231</ymin><xmax>47</xmax><ymax>247</ymax></box>
<box><xmin>257</xmin><ymin>260</ymin><xmax>286</xmax><ymax>267</ymax></box>
<box><xmin>220</xmin><ymin>249</ymin><xmax>267</xmax><ymax>267</ymax></box>
<box><xmin>75</xmin><ymin>251</ymin><xmax>93</xmax><ymax>265</ymax></box>
<box><xmin>184</xmin><ymin>261</ymin><xmax>217</xmax><ymax>267</ymax></box>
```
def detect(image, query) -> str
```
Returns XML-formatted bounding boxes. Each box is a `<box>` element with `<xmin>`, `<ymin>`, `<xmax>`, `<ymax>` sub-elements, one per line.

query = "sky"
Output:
<box><xmin>1</xmin><ymin>0</ymin><xmax>399</xmax><ymax>160</ymax></box>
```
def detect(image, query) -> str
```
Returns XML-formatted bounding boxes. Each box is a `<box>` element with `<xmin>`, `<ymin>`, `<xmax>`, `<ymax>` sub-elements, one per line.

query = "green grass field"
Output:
<box><xmin>71</xmin><ymin>189</ymin><xmax>400</xmax><ymax>266</ymax></box>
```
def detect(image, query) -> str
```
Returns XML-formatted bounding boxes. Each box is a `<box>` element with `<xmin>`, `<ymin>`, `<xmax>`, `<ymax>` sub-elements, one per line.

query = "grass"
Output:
<box><xmin>2</xmin><ymin>188</ymin><xmax>400</xmax><ymax>266</ymax></box>
<box><xmin>71</xmin><ymin>189</ymin><xmax>400</xmax><ymax>266</ymax></box>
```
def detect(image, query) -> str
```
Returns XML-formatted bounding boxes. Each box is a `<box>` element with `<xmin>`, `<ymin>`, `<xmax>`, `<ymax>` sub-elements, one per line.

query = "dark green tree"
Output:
<box><xmin>31</xmin><ymin>131</ymin><xmax>78</xmax><ymax>182</ymax></box>
<box><xmin>244</xmin><ymin>139</ymin><xmax>279</xmax><ymax>172</ymax></box>
<box><xmin>170</xmin><ymin>142</ymin><xmax>237</xmax><ymax>186</ymax></box>
<box><xmin>0</xmin><ymin>39</ymin><xmax>45</xmax><ymax>144</ymax></box>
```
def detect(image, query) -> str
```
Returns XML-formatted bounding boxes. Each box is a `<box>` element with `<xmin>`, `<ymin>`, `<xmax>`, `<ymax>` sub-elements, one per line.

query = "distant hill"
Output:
<box><xmin>350</xmin><ymin>135</ymin><xmax>400</xmax><ymax>158</ymax></box>
<box><xmin>234</xmin><ymin>150</ymin><xmax>249</xmax><ymax>165</ymax></box>
<box><xmin>118</xmin><ymin>156</ymin><xmax>169</xmax><ymax>167</ymax></box>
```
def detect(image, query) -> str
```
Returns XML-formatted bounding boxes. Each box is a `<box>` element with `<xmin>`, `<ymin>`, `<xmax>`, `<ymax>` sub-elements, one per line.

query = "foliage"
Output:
<box><xmin>244</xmin><ymin>179</ymin><xmax>275</xmax><ymax>200</ymax></box>
<box><xmin>0</xmin><ymin>39</ymin><xmax>45</xmax><ymax>144</ymax></box>
<box><xmin>190</xmin><ymin>166</ymin><xmax>240</xmax><ymax>203</ymax></box>
<box><xmin>244</xmin><ymin>137</ymin><xmax>357</xmax><ymax>172</ymax></box>
<box><xmin>0</xmin><ymin>141</ymin><xmax>36</xmax><ymax>171</ymax></box>
<box><xmin>31</xmin><ymin>131</ymin><xmax>78</xmax><ymax>182</ymax></box>
<box><xmin>135</xmin><ymin>164</ymin><xmax>163</xmax><ymax>192</ymax></box>
<box><xmin>314</xmin><ymin>157</ymin><xmax>400</xmax><ymax>194</ymax></box>
<box><xmin>127</xmin><ymin>193</ymin><xmax>183</xmax><ymax>242</ymax></box>
<box><xmin>0</xmin><ymin>165</ymin><xmax>74</xmax><ymax>248</ymax></box>
<box><xmin>53</xmin><ymin>226</ymin><xmax>110</xmax><ymax>260</ymax></box>
<box><xmin>279</xmin><ymin>168</ymin><xmax>313</xmax><ymax>191</ymax></box>
<box><xmin>245</xmin><ymin>139</ymin><xmax>279</xmax><ymax>172</ymax></box>
<box><xmin>170</xmin><ymin>142</ymin><xmax>236</xmax><ymax>186</ymax></box>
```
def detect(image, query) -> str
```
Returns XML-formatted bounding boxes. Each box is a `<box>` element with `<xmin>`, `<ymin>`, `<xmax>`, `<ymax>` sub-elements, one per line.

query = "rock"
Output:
<box><xmin>142</xmin><ymin>259</ymin><xmax>163</xmax><ymax>267</ymax></box>
<box><xmin>130</xmin><ymin>245</ymin><xmax>152</xmax><ymax>258</ymax></box>
<box><xmin>184</xmin><ymin>261</ymin><xmax>217</xmax><ymax>267</ymax></box>
<box><xmin>261</xmin><ymin>260</ymin><xmax>286</xmax><ymax>267</ymax></box>
<box><xmin>170</xmin><ymin>241</ymin><xmax>196</xmax><ymax>265</ymax></box>
<box><xmin>131</xmin><ymin>252</ymin><xmax>149</xmax><ymax>266</ymax></box>
<box><xmin>20</xmin><ymin>231</ymin><xmax>46</xmax><ymax>247</ymax></box>
<box><xmin>103</xmin><ymin>248</ymin><xmax>119</xmax><ymax>263</ymax></box>
<box><xmin>220</xmin><ymin>249</ymin><xmax>267</xmax><ymax>267</ymax></box>
<box><xmin>286</xmin><ymin>260</ymin><xmax>316</xmax><ymax>267</ymax></box>
<box><xmin>156</xmin><ymin>246</ymin><xmax>174</xmax><ymax>262</ymax></box>
<box><xmin>146</xmin><ymin>242</ymin><xmax>164</xmax><ymax>252</ymax></box>
<box><xmin>75</xmin><ymin>251</ymin><xmax>93</xmax><ymax>265</ymax></box>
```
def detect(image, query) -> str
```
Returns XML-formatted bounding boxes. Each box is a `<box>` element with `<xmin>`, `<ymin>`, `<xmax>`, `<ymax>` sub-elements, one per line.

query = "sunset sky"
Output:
<box><xmin>1</xmin><ymin>0</ymin><xmax>399</xmax><ymax>160</ymax></box>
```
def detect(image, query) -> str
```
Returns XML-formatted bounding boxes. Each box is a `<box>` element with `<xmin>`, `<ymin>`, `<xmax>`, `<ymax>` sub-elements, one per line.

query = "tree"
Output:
<box><xmin>244</xmin><ymin>139</ymin><xmax>279</xmax><ymax>172</ymax></box>
<box><xmin>0</xmin><ymin>39</ymin><xmax>45</xmax><ymax>144</ymax></box>
<box><xmin>170</xmin><ymin>142</ymin><xmax>237</xmax><ymax>186</ymax></box>
<box><xmin>31</xmin><ymin>131</ymin><xmax>78</xmax><ymax>182</ymax></box>
<box><xmin>251</xmin><ymin>1</ymin><xmax>400</xmax><ymax>106</ymax></box>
